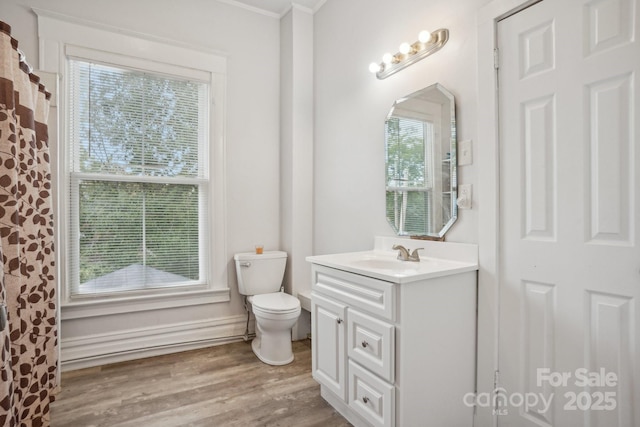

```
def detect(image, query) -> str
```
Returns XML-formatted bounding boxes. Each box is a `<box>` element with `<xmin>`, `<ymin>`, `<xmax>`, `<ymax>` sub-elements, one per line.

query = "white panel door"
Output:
<box><xmin>498</xmin><ymin>0</ymin><xmax>640</xmax><ymax>426</ymax></box>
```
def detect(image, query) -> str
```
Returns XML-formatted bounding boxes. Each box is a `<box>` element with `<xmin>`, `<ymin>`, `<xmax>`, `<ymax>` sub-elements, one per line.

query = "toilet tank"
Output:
<box><xmin>234</xmin><ymin>251</ymin><xmax>287</xmax><ymax>296</ymax></box>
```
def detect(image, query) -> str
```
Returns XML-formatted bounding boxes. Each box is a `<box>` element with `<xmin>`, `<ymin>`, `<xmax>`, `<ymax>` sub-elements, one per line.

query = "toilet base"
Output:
<box><xmin>251</xmin><ymin>335</ymin><xmax>294</xmax><ymax>366</ymax></box>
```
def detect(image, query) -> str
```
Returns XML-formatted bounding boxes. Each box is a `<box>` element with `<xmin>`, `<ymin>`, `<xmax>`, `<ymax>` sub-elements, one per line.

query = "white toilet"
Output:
<box><xmin>234</xmin><ymin>251</ymin><xmax>301</xmax><ymax>365</ymax></box>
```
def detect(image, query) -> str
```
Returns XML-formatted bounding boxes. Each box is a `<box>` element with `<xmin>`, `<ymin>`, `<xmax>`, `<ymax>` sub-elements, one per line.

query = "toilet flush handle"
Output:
<box><xmin>239</xmin><ymin>261</ymin><xmax>252</xmax><ymax>268</ymax></box>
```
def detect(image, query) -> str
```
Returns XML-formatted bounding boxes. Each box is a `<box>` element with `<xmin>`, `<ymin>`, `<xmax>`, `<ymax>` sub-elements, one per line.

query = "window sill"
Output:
<box><xmin>61</xmin><ymin>287</ymin><xmax>231</xmax><ymax>320</ymax></box>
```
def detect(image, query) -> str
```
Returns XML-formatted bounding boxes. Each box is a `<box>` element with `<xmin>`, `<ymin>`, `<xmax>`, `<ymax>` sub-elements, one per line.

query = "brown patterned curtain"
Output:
<box><xmin>0</xmin><ymin>22</ymin><xmax>58</xmax><ymax>427</ymax></box>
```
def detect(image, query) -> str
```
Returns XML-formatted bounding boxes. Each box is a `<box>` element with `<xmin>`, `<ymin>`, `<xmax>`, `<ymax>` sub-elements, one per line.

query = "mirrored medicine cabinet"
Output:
<box><xmin>385</xmin><ymin>83</ymin><xmax>457</xmax><ymax>238</ymax></box>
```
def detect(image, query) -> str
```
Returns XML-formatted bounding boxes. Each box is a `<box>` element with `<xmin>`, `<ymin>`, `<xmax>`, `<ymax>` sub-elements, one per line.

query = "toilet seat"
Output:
<box><xmin>249</xmin><ymin>292</ymin><xmax>300</xmax><ymax>315</ymax></box>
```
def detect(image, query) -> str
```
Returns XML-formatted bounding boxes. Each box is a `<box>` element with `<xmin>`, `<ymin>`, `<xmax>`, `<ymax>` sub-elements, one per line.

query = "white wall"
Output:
<box><xmin>2</xmin><ymin>0</ymin><xmax>281</xmax><ymax>368</ymax></box>
<box><xmin>280</xmin><ymin>7</ymin><xmax>314</xmax><ymax>339</ymax></box>
<box><xmin>313</xmin><ymin>0</ymin><xmax>492</xmax><ymax>254</ymax></box>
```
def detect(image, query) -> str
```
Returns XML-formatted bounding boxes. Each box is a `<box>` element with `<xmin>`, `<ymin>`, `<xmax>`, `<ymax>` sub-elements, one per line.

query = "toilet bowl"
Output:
<box><xmin>234</xmin><ymin>251</ymin><xmax>301</xmax><ymax>365</ymax></box>
<box><xmin>249</xmin><ymin>293</ymin><xmax>301</xmax><ymax>365</ymax></box>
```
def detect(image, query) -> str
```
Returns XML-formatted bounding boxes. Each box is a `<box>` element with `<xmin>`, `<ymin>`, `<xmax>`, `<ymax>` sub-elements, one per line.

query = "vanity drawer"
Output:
<box><xmin>348</xmin><ymin>309</ymin><xmax>394</xmax><ymax>383</ymax></box>
<box><xmin>312</xmin><ymin>265</ymin><xmax>395</xmax><ymax>321</ymax></box>
<box><xmin>348</xmin><ymin>360</ymin><xmax>395</xmax><ymax>427</ymax></box>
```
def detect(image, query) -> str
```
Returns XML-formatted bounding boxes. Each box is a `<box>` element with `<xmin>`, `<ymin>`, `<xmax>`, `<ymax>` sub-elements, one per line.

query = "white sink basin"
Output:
<box><xmin>306</xmin><ymin>245</ymin><xmax>478</xmax><ymax>284</ymax></box>
<box><xmin>351</xmin><ymin>258</ymin><xmax>422</xmax><ymax>272</ymax></box>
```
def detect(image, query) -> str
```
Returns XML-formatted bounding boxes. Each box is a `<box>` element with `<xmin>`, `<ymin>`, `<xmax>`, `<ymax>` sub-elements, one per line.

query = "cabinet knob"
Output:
<box><xmin>361</xmin><ymin>340</ymin><xmax>368</xmax><ymax>348</ymax></box>
<box><xmin>362</xmin><ymin>396</ymin><xmax>369</xmax><ymax>404</ymax></box>
<box><xmin>336</xmin><ymin>318</ymin><xmax>343</xmax><ymax>324</ymax></box>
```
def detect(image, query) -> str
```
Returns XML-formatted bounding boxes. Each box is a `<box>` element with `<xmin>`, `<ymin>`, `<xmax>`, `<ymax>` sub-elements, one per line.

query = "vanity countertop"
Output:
<box><xmin>306</xmin><ymin>237</ymin><xmax>478</xmax><ymax>284</ymax></box>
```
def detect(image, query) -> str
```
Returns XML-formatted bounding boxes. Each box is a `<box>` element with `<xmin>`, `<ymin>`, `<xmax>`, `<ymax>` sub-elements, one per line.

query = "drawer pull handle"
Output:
<box><xmin>337</xmin><ymin>318</ymin><xmax>343</xmax><ymax>324</ymax></box>
<box><xmin>361</xmin><ymin>340</ymin><xmax>368</xmax><ymax>348</ymax></box>
<box><xmin>362</xmin><ymin>396</ymin><xmax>369</xmax><ymax>404</ymax></box>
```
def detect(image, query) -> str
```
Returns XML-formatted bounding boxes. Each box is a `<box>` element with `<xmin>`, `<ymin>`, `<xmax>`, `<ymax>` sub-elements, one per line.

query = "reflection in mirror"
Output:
<box><xmin>385</xmin><ymin>83</ymin><xmax>457</xmax><ymax>238</ymax></box>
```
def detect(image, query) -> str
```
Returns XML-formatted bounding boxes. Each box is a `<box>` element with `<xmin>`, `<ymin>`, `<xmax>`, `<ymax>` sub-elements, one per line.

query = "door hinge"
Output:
<box><xmin>493</xmin><ymin>48</ymin><xmax>500</xmax><ymax>69</ymax></box>
<box><xmin>493</xmin><ymin>370</ymin><xmax>500</xmax><ymax>389</ymax></box>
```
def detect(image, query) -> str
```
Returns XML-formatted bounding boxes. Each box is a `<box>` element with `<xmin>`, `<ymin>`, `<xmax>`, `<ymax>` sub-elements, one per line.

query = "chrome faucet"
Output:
<box><xmin>392</xmin><ymin>245</ymin><xmax>423</xmax><ymax>262</ymax></box>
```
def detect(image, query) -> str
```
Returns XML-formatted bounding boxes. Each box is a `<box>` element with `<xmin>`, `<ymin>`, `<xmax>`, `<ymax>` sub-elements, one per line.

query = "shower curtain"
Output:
<box><xmin>0</xmin><ymin>21</ymin><xmax>58</xmax><ymax>427</ymax></box>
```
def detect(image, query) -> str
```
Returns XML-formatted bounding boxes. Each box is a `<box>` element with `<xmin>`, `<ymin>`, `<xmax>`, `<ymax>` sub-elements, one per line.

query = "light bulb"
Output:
<box><xmin>369</xmin><ymin>62</ymin><xmax>381</xmax><ymax>73</ymax></box>
<box><xmin>382</xmin><ymin>53</ymin><xmax>394</xmax><ymax>64</ymax></box>
<box><xmin>399</xmin><ymin>42</ymin><xmax>411</xmax><ymax>54</ymax></box>
<box><xmin>418</xmin><ymin>30</ymin><xmax>432</xmax><ymax>43</ymax></box>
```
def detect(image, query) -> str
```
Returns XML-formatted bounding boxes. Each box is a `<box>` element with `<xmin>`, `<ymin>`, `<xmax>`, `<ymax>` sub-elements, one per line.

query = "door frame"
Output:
<box><xmin>475</xmin><ymin>1</ymin><xmax>542</xmax><ymax>426</ymax></box>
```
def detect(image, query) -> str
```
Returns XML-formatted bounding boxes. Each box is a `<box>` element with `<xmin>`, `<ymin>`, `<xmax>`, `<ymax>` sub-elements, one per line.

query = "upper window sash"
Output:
<box><xmin>67</xmin><ymin>57</ymin><xmax>210</xmax><ymax>180</ymax></box>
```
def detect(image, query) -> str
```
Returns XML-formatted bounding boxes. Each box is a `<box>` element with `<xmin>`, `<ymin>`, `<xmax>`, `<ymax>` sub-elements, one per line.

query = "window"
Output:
<box><xmin>68</xmin><ymin>59</ymin><xmax>209</xmax><ymax>297</ymax></box>
<box><xmin>37</xmin><ymin>13</ymin><xmax>228</xmax><ymax>312</ymax></box>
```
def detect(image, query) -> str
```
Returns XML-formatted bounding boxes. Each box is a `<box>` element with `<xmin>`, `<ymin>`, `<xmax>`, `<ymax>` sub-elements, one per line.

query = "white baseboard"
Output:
<box><xmin>61</xmin><ymin>314</ymin><xmax>253</xmax><ymax>371</ymax></box>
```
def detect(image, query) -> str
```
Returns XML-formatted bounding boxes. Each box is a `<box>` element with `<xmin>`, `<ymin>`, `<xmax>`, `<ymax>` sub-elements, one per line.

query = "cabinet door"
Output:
<box><xmin>311</xmin><ymin>292</ymin><xmax>347</xmax><ymax>400</ymax></box>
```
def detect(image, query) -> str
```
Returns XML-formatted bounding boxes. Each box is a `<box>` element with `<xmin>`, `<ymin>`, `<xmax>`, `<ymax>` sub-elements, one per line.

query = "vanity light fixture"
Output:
<box><xmin>369</xmin><ymin>28</ymin><xmax>449</xmax><ymax>80</ymax></box>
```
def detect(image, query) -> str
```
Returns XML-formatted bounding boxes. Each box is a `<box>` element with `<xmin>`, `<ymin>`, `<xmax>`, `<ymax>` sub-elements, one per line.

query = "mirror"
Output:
<box><xmin>385</xmin><ymin>83</ymin><xmax>457</xmax><ymax>238</ymax></box>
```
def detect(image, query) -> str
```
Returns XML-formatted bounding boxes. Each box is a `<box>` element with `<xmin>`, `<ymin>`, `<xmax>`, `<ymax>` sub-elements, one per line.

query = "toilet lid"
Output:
<box><xmin>251</xmin><ymin>292</ymin><xmax>300</xmax><ymax>313</ymax></box>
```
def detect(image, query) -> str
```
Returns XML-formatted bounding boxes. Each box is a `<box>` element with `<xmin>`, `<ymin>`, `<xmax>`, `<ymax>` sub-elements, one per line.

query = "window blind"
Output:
<box><xmin>68</xmin><ymin>59</ymin><xmax>209</xmax><ymax>297</ymax></box>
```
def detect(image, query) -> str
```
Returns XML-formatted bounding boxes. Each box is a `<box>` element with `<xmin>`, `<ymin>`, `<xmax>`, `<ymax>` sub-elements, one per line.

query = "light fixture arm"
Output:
<box><xmin>374</xmin><ymin>28</ymin><xmax>449</xmax><ymax>80</ymax></box>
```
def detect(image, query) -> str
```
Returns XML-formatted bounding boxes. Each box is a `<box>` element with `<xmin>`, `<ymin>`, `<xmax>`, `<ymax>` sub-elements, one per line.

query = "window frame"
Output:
<box><xmin>36</xmin><ymin>11</ymin><xmax>229</xmax><ymax>319</ymax></box>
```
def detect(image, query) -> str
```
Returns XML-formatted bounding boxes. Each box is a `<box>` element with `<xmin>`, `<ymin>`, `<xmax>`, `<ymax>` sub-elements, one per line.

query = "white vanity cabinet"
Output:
<box><xmin>309</xmin><ymin>259</ymin><xmax>477</xmax><ymax>427</ymax></box>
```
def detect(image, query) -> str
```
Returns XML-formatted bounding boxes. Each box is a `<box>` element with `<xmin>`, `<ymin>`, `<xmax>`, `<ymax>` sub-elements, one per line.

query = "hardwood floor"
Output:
<box><xmin>51</xmin><ymin>339</ymin><xmax>351</xmax><ymax>427</ymax></box>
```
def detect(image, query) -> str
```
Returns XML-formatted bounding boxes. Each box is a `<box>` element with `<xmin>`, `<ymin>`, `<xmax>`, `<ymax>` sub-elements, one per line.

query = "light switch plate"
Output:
<box><xmin>458</xmin><ymin>139</ymin><xmax>472</xmax><ymax>166</ymax></box>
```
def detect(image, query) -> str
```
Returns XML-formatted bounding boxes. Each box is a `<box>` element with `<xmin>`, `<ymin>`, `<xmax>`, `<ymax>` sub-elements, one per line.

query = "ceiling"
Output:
<box><xmin>220</xmin><ymin>0</ymin><xmax>326</xmax><ymax>17</ymax></box>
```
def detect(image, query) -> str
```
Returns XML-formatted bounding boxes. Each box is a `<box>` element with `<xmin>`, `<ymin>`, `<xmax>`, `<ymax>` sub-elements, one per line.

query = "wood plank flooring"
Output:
<box><xmin>51</xmin><ymin>339</ymin><xmax>351</xmax><ymax>427</ymax></box>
